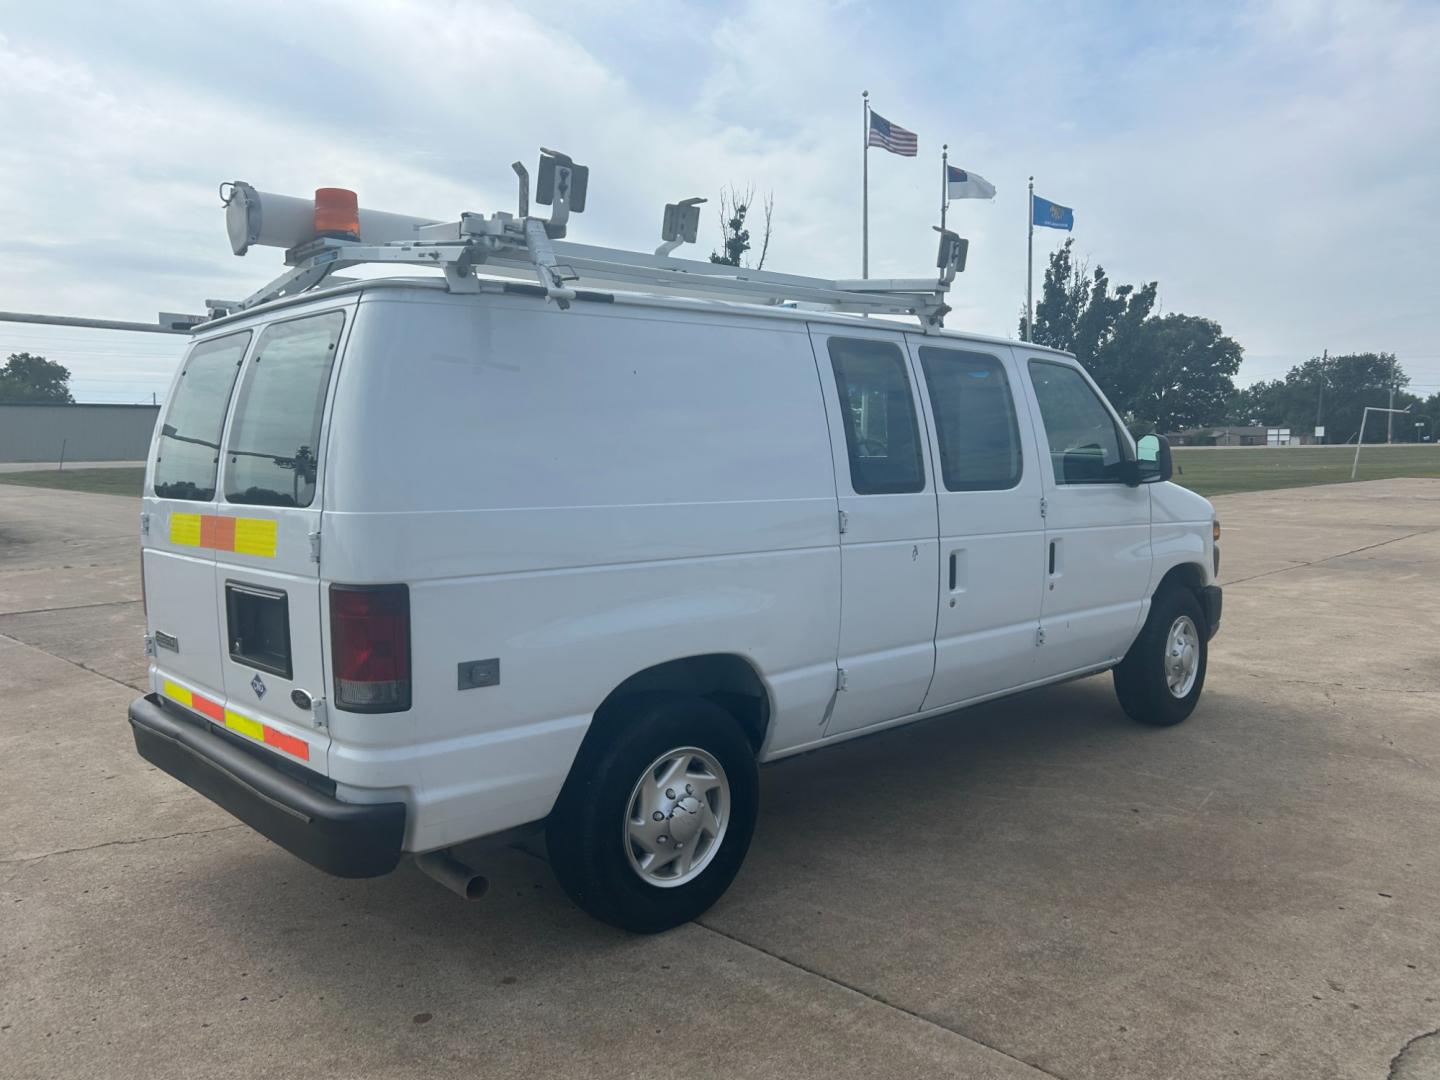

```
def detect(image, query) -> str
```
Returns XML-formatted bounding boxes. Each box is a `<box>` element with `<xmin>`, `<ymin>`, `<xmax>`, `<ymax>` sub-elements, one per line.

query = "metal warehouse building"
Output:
<box><xmin>0</xmin><ymin>403</ymin><xmax>159</xmax><ymax>463</ymax></box>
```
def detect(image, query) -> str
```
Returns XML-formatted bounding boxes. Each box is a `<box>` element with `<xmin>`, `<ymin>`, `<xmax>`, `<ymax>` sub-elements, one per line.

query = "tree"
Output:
<box><xmin>1228</xmin><ymin>353</ymin><xmax>1408</xmax><ymax>443</ymax></box>
<box><xmin>1416</xmin><ymin>392</ymin><xmax>1440</xmax><ymax>442</ymax></box>
<box><xmin>1294</xmin><ymin>352</ymin><xmax>1406</xmax><ymax>444</ymax></box>
<box><xmin>1128</xmin><ymin>315</ymin><xmax>1243</xmax><ymax>432</ymax></box>
<box><xmin>1020</xmin><ymin>240</ymin><xmax>1244</xmax><ymax>430</ymax></box>
<box><xmin>0</xmin><ymin>353</ymin><xmax>74</xmax><ymax>403</ymax></box>
<box><xmin>1021</xmin><ymin>238</ymin><xmax>1086</xmax><ymax>350</ymax></box>
<box><xmin>709</xmin><ymin>184</ymin><xmax>773</xmax><ymax>269</ymax></box>
<box><xmin>1225</xmin><ymin>379</ymin><xmax>1287</xmax><ymax>426</ymax></box>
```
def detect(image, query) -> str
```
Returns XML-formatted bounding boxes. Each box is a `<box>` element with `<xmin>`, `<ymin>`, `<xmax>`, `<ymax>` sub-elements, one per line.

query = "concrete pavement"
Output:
<box><xmin>1</xmin><ymin>478</ymin><xmax>1438</xmax><ymax>1079</ymax></box>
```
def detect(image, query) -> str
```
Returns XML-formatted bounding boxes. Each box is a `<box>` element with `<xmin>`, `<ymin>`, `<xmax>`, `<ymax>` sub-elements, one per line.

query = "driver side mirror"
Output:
<box><xmin>1134</xmin><ymin>433</ymin><xmax>1173</xmax><ymax>484</ymax></box>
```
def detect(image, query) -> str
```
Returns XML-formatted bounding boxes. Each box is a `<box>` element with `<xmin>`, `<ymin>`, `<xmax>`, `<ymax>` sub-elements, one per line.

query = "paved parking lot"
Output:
<box><xmin>2</xmin><ymin>479</ymin><xmax>1439</xmax><ymax>1079</ymax></box>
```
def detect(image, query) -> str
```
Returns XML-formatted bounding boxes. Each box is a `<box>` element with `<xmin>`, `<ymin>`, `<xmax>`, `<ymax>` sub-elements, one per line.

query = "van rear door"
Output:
<box><xmin>145</xmin><ymin>330</ymin><xmax>251</xmax><ymax>708</ymax></box>
<box><xmin>210</xmin><ymin>308</ymin><xmax>349</xmax><ymax>772</ymax></box>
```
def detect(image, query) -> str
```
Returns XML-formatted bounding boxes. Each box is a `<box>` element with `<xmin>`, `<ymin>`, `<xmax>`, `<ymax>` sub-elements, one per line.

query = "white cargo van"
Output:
<box><xmin>129</xmin><ymin>166</ymin><xmax>1221</xmax><ymax>932</ymax></box>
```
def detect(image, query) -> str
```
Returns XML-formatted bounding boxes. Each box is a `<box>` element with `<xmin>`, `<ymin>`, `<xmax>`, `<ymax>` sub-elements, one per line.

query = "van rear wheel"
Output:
<box><xmin>547</xmin><ymin>693</ymin><xmax>758</xmax><ymax>933</ymax></box>
<box><xmin>1113</xmin><ymin>587</ymin><xmax>1208</xmax><ymax>727</ymax></box>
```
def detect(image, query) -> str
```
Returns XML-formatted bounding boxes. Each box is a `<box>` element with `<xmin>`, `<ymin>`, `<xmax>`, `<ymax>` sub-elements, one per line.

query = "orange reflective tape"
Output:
<box><xmin>199</xmin><ymin>514</ymin><xmax>237</xmax><ymax>552</ymax></box>
<box><xmin>263</xmin><ymin>726</ymin><xmax>310</xmax><ymax>761</ymax></box>
<box><xmin>191</xmin><ymin>694</ymin><xmax>224</xmax><ymax>722</ymax></box>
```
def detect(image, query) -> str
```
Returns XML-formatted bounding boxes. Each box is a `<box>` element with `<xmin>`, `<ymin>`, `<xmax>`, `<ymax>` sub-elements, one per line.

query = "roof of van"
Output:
<box><xmin>197</xmin><ymin>274</ymin><xmax>1078</xmax><ymax>359</ymax></box>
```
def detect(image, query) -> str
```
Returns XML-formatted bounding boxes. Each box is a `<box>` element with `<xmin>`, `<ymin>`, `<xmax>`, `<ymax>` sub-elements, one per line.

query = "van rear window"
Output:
<box><xmin>224</xmin><ymin>311</ymin><xmax>344</xmax><ymax>508</ymax></box>
<box><xmin>153</xmin><ymin>331</ymin><xmax>250</xmax><ymax>501</ymax></box>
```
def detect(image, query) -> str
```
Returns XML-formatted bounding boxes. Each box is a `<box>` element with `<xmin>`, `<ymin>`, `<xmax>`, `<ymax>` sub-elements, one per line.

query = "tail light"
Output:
<box><xmin>329</xmin><ymin>584</ymin><xmax>411</xmax><ymax>712</ymax></box>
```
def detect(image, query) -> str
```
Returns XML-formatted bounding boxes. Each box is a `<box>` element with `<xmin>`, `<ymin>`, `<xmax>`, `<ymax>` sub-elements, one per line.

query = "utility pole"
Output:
<box><xmin>1388</xmin><ymin>385</ymin><xmax>1395</xmax><ymax>444</ymax></box>
<box><xmin>1315</xmin><ymin>348</ymin><xmax>1327</xmax><ymax>442</ymax></box>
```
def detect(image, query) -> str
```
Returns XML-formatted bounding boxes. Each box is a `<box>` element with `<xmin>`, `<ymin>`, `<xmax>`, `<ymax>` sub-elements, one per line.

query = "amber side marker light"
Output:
<box><xmin>314</xmin><ymin>186</ymin><xmax>360</xmax><ymax>241</ymax></box>
<box><xmin>1213</xmin><ymin>519</ymin><xmax>1222</xmax><ymax>543</ymax></box>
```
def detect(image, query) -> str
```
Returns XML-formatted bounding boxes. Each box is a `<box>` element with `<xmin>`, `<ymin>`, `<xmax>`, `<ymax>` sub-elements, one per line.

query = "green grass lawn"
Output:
<box><xmin>0</xmin><ymin>447</ymin><xmax>1437</xmax><ymax>501</ymax></box>
<box><xmin>1172</xmin><ymin>444</ymin><xmax>1440</xmax><ymax>496</ymax></box>
<box><xmin>0</xmin><ymin>467</ymin><xmax>146</xmax><ymax>497</ymax></box>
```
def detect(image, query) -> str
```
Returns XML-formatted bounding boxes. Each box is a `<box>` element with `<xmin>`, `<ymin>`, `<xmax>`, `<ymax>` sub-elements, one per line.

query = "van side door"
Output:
<box><xmin>808</xmin><ymin>327</ymin><xmax>939</xmax><ymax>736</ymax></box>
<box><xmin>907</xmin><ymin>339</ymin><xmax>1045</xmax><ymax>709</ymax></box>
<box><xmin>1020</xmin><ymin>357</ymin><xmax>1152</xmax><ymax>677</ymax></box>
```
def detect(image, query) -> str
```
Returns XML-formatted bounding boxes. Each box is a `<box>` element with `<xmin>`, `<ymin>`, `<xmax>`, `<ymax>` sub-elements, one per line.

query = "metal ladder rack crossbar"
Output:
<box><xmin>226</xmin><ymin>220</ymin><xmax>958</xmax><ymax>328</ymax></box>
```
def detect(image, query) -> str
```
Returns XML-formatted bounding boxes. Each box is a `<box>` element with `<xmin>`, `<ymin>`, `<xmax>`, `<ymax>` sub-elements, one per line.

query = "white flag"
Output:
<box><xmin>946</xmin><ymin>166</ymin><xmax>996</xmax><ymax>200</ymax></box>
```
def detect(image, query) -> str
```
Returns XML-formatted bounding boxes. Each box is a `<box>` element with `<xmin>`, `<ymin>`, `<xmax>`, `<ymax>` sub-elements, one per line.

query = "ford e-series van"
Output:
<box><xmin>128</xmin><ymin>175</ymin><xmax>1220</xmax><ymax>932</ymax></box>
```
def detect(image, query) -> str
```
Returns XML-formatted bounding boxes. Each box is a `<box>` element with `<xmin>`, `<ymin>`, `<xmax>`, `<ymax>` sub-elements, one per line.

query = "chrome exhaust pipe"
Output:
<box><xmin>414</xmin><ymin>850</ymin><xmax>489</xmax><ymax>901</ymax></box>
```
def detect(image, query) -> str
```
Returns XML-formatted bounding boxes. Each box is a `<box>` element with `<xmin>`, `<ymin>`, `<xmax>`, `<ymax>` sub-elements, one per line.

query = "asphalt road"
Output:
<box><xmin>2</xmin><ymin>479</ymin><xmax>1439</xmax><ymax>1079</ymax></box>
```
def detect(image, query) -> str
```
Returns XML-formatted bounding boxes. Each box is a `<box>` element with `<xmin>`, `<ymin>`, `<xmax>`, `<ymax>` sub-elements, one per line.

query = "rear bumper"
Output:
<box><xmin>1199</xmin><ymin>585</ymin><xmax>1223</xmax><ymax>639</ymax></box>
<box><xmin>128</xmin><ymin>694</ymin><xmax>406</xmax><ymax>878</ymax></box>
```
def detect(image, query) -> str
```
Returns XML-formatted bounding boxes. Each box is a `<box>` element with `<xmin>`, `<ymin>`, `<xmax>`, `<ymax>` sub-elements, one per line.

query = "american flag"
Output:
<box><xmin>867</xmin><ymin>111</ymin><xmax>918</xmax><ymax>157</ymax></box>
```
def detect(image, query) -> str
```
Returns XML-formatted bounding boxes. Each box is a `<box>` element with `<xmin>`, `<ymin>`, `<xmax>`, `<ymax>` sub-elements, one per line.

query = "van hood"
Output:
<box><xmin>1152</xmin><ymin>480</ymin><xmax>1213</xmax><ymax>523</ymax></box>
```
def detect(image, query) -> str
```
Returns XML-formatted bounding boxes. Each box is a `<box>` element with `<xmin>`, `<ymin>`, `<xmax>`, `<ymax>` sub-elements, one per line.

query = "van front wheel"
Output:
<box><xmin>1113</xmin><ymin>587</ymin><xmax>1208</xmax><ymax>727</ymax></box>
<box><xmin>547</xmin><ymin>693</ymin><xmax>758</xmax><ymax>933</ymax></box>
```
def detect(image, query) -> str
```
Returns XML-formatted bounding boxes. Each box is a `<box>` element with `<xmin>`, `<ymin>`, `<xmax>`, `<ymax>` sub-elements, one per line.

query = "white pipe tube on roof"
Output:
<box><xmin>222</xmin><ymin>181</ymin><xmax>441</xmax><ymax>255</ymax></box>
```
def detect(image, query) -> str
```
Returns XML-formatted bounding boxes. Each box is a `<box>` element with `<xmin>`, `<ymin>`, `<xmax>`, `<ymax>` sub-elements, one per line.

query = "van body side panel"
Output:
<box><xmin>323</xmin><ymin>294</ymin><xmax>841</xmax><ymax>849</ymax></box>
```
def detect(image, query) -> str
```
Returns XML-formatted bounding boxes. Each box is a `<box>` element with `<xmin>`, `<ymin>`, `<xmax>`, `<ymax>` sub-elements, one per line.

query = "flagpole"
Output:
<box><xmin>862</xmin><ymin>90</ymin><xmax>870</xmax><ymax>279</ymax></box>
<box><xmin>940</xmin><ymin>144</ymin><xmax>948</xmax><ymax>232</ymax></box>
<box><xmin>1025</xmin><ymin>175</ymin><xmax>1034</xmax><ymax>343</ymax></box>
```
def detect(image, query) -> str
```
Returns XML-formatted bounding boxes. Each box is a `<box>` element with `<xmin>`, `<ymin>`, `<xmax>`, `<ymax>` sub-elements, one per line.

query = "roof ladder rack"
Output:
<box><xmin>214</xmin><ymin>148</ymin><xmax>969</xmax><ymax>329</ymax></box>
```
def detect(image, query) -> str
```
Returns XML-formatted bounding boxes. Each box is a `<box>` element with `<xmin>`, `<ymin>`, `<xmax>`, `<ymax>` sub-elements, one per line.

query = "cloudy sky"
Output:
<box><xmin>2</xmin><ymin>0</ymin><xmax>1437</xmax><ymax>403</ymax></box>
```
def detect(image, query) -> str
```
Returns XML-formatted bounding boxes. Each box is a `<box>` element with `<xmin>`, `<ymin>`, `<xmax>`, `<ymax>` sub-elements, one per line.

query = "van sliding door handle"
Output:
<box><xmin>1048</xmin><ymin>540</ymin><xmax>1057</xmax><ymax>575</ymax></box>
<box><xmin>949</xmin><ymin>552</ymin><xmax>957</xmax><ymax>591</ymax></box>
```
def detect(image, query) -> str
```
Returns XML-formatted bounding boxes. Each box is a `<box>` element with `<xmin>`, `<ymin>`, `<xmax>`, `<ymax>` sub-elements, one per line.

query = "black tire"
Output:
<box><xmin>546</xmin><ymin>692</ymin><xmax>759</xmax><ymax>934</ymax></box>
<box><xmin>1113</xmin><ymin>587</ymin><xmax>1208</xmax><ymax>727</ymax></box>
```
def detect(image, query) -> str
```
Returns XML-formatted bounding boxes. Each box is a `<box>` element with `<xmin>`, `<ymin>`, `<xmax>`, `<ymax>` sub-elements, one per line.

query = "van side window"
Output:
<box><xmin>224</xmin><ymin>311</ymin><xmax>344</xmax><ymax>508</ymax></box>
<box><xmin>827</xmin><ymin>338</ymin><xmax>925</xmax><ymax>494</ymax></box>
<box><xmin>918</xmin><ymin>348</ymin><xmax>1022</xmax><ymax>491</ymax></box>
<box><xmin>1027</xmin><ymin>359</ymin><xmax>1126</xmax><ymax>484</ymax></box>
<box><xmin>152</xmin><ymin>331</ymin><xmax>251</xmax><ymax>501</ymax></box>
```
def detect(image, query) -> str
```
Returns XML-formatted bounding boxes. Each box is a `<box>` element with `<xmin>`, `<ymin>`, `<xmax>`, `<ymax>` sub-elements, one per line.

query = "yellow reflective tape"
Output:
<box><xmin>169</xmin><ymin>513</ymin><xmax>202</xmax><ymax>547</ymax></box>
<box><xmin>161</xmin><ymin>679</ymin><xmax>193</xmax><ymax>707</ymax></box>
<box><xmin>233</xmin><ymin>517</ymin><xmax>278</xmax><ymax>558</ymax></box>
<box><xmin>223</xmin><ymin>708</ymin><xmax>265</xmax><ymax>742</ymax></box>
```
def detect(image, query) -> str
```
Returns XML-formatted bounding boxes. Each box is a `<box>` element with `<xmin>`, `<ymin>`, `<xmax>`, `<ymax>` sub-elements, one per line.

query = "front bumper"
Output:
<box><xmin>1199</xmin><ymin>585</ymin><xmax>1223</xmax><ymax>639</ymax></box>
<box><xmin>128</xmin><ymin>694</ymin><xmax>405</xmax><ymax>878</ymax></box>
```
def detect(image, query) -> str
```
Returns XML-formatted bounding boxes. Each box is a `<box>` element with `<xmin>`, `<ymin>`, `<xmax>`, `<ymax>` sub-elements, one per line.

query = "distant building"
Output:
<box><xmin>0</xmin><ymin>403</ymin><xmax>158</xmax><ymax>462</ymax></box>
<box><xmin>1167</xmin><ymin>425</ymin><xmax>1270</xmax><ymax>446</ymax></box>
<box><xmin>1167</xmin><ymin>425</ymin><xmax>1321</xmax><ymax>446</ymax></box>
